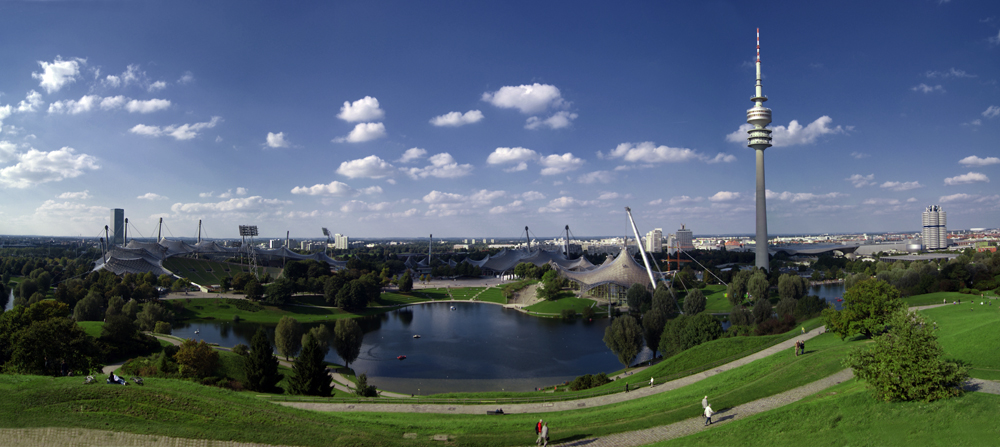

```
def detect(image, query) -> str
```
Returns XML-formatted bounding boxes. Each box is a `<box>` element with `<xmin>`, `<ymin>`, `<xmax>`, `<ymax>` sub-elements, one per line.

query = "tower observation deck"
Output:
<box><xmin>747</xmin><ymin>28</ymin><xmax>772</xmax><ymax>272</ymax></box>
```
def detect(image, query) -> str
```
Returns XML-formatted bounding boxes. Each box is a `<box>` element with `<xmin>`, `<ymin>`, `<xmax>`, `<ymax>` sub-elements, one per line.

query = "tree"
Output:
<box><xmin>682</xmin><ymin>288</ymin><xmax>706</xmax><ymax>315</ymax></box>
<box><xmin>752</xmin><ymin>295</ymin><xmax>773</xmax><ymax>324</ymax></box>
<box><xmin>845</xmin><ymin>309</ymin><xmax>969</xmax><ymax>402</ymax></box>
<box><xmin>398</xmin><ymin>271</ymin><xmax>413</xmax><ymax>293</ymax></box>
<box><xmin>602</xmin><ymin>315</ymin><xmax>643</xmax><ymax>368</ymax></box>
<box><xmin>824</xmin><ymin>279</ymin><xmax>905</xmax><ymax>339</ymax></box>
<box><xmin>625</xmin><ymin>283</ymin><xmax>651</xmax><ymax>313</ymax></box>
<box><xmin>354</xmin><ymin>372</ymin><xmax>378</xmax><ymax>397</ymax></box>
<box><xmin>333</xmin><ymin>318</ymin><xmax>364</xmax><ymax>369</ymax></box>
<box><xmin>729</xmin><ymin>305</ymin><xmax>753</xmax><ymax>327</ymax></box>
<box><xmin>287</xmin><ymin>335</ymin><xmax>332</xmax><ymax>396</ymax></box>
<box><xmin>775</xmin><ymin>297</ymin><xmax>797</xmax><ymax>318</ymax></box>
<box><xmin>242</xmin><ymin>326</ymin><xmax>282</xmax><ymax>393</ymax></box>
<box><xmin>652</xmin><ymin>284</ymin><xmax>678</xmax><ymax>319</ymax></box>
<box><xmin>121</xmin><ymin>300</ymin><xmax>139</xmax><ymax>320</ymax></box>
<box><xmin>174</xmin><ymin>339</ymin><xmax>219</xmax><ymax>378</ymax></box>
<box><xmin>778</xmin><ymin>274</ymin><xmax>808</xmax><ymax>300</ymax></box>
<box><xmin>747</xmin><ymin>270</ymin><xmax>769</xmax><ymax>303</ymax></box>
<box><xmin>642</xmin><ymin>308</ymin><xmax>666</xmax><ymax>358</ymax></box>
<box><xmin>245</xmin><ymin>278</ymin><xmax>264</xmax><ymax>301</ymax></box>
<box><xmin>336</xmin><ymin>279</ymin><xmax>370</xmax><ymax>311</ymax></box>
<box><xmin>136</xmin><ymin>301</ymin><xmax>174</xmax><ymax>331</ymax></box>
<box><xmin>727</xmin><ymin>270</ymin><xmax>750</xmax><ymax>306</ymax></box>
<box><xmin>8</xmin><ymin>317</ymin><xmax>103</xmax><ymax>376</ymax></box>
<box><xmin>323</xmin><ymin>275</ymin><xmax>347</xmax><ymax>306</ymax></box>
<box><xmin>303</xmin><ymin>324</ymin><xmax>331</xmax><ymax>356</ymax></box>
<box><xmin>264</xmin><ymin>277</ymin><xmax>294</xmax><ymax>305</ymax></box>
<box><xmin>538</xmin><ymin>270</ymin><xmax>562</xmax><ymax>300</ymax></box>
<box><xmin>72</xmin><ymin>291</ymin><xmax>103</xmax><ymax>322</ymax></box>
<box><xmin>660</xmin><ymin>313</ymin><xmax>722</xmax><ymax>357</ymax></box>
<box><xmin>105</xmin><ymin>295</ymin><xmax>125</xmax><ymax>319</ymax></box>
<box><xmin>274</xmin><ymin>316</ymin><xmax>303</xmax><ymax>360</ymax></box>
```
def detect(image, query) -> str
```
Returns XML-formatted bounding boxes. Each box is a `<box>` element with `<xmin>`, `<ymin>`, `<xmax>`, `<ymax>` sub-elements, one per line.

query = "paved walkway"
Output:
<box><xmin>557</xmin><ymin>369</ymin><xmax>855</xmax><ymax>447</ymax></box>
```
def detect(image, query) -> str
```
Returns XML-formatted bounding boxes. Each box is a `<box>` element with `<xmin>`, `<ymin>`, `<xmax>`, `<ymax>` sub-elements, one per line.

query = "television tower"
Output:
<box><xmin>746</xmin><ymin>28</ymin><xmax>772</xmax><ymax>272</ymax></box>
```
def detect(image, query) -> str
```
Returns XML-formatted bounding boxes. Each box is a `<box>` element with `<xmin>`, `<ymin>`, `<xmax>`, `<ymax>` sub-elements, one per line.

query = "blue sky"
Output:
<box><xmin>0</xmin><ymin>1</ymin><xmax>998</xmax><ymax>240</ymax></box>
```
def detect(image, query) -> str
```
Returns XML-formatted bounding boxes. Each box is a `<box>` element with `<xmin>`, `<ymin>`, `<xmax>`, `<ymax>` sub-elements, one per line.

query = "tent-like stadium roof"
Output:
<box><xmin>96</xmin><ymin>239</ymin><xmax>347</xmax><ymax>277</ymax></box>
<box><xmin>553</xmin><ymin>249</ymin><xmax>651</xmax><ymax>292</ymax></box>
<box><xmin>463</xmin><ymin>248</ymin><xmax>594</xmax><ymax>273</ymax></box>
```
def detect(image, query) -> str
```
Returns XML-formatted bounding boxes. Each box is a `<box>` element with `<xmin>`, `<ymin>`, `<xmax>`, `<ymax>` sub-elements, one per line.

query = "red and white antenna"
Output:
<box><xmin>756</xmin><ymin>28</ymin><xmax>760</xmax><ymax>63</ymax></box>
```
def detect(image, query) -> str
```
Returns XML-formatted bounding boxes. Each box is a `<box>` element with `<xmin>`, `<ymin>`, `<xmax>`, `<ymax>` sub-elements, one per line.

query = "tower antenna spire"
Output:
<box><xmin>746</xmin><ymin>28</ymin><xmax>772</xmax><ymax>272</ymax></box>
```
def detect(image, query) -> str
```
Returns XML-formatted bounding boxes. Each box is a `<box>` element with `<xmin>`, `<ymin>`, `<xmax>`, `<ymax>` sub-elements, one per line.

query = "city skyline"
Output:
<box><xmin>0</xmin><ymin>1</ymin><xmax>998</xmax><ymax>240</ymax></box>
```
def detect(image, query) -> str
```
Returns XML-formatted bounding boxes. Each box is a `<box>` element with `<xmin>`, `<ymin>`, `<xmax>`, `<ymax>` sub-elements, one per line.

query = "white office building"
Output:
<box><xmin>645</xmin><ymin>228</ymin><xmax>663</xmax><ymax>253</ymax></box>
<box><xmin>922</xmin><ymin>205</ymin><xmax>947</xmax><ymax>250</ymax></box>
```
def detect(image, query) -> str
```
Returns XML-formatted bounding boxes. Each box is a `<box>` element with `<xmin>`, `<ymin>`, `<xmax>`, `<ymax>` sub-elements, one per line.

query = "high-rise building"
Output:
<box><xmin>334</xmin><ymin>233</ymin><xmax>349</xmax><ymax>250</ymax></box>
<box><xmin>746</xmin><ymin>28</ymin><xmax>773</xmax><ymax>271</ymax></box>
<box><xmin>676</xmin><ymin>225</ymin><xmax>694</xmax><ymax>251</ymax></box>
<box><xmin>645</xmin><ymin>228</ymin><xmax>663</xmax><ymax>253</ymax></box>
<box><xmin>110</xmin><ymin>208</ymin><xmax>125</xmax><ymax>245</ymax></box>
<box><xmin>922</xmin><ymin>205</ymin><xmax>947</xmax><ymax>250</ymax></box>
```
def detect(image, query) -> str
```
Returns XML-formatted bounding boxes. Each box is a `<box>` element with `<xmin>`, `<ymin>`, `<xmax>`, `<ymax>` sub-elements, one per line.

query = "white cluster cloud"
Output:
<box><xmin>33</xmin><ymin>200</ymin><xmax>106</xmax><ymax>222</ymax></box>
<box><xmin>16</xmin><ymin>91</ymin><xmax>44</xmax><ymax>113</ymax></box>
<box><xmin>959</xmin><ymin>155</ymin><xmax>1000</xmax><ymax>166</ymax></box>
<box><xmin>538</xmin><ymin>196</ymin><xmax>599</xmax><ymax>213</ymax></box>
<box><xmin>0</xmin><ymin>146</ymin><xmax>99</xmax><ymax>188</ymax></box>
<box><xmin>482</xmin><ymin>83</ymin><xmax>576</xmax><ymax>129</ymax></box>
<box><xmin>912</xmin><ymin>83</ymin><xmax>945</xmax><ymax>93</ymax></box>
<box><xmin>577</xmin><ymin>170</ymin><xmax>613</xmax><ymax>184</ymax></box>
<box><xmin>32</xmin><ymin>56</ymin><xmax>84</xmax><ymax>94</ymax></box>
<box><xmin>539</xmin><ymin>153</ymin><xmax>584</xmax><ymax>175</ymax></box>
<box><xmin>340</xmin><ymin>200</ymin><xmax>393</xmax><ymax>213</ymax></box>
<box><xmin>983</xmin><ymin>105</ymin><xmax>1000</xmax><ymax>118</ymax></box>
<box><xmin>925</xmin><ymin>68</ymin><xmax>976</xmax><ymax>79</ymax></box>
<box><xmin>404</xmin><ymin>153</ymin><xmax>474</xmax><ymax>179</ymax></box>
<box><xmin>337</xmin><ymin>96</ymin><xmax>385</xmax><ymax>122</ymax></box>
<box><xmin>709</xmin><ymin>191</ymin><xmax>741</xmax><ymax>202</ymax></box>
<box><xmin>766</xmin><ymin>190</ymin><xmax>845</xmax><ymax>202</ymax></box>
<box><xmin>101</xmin><ymin>64</ymin><xmax>168</xmax><ymax>92</ymax></box>
<box><xmin>170</xmin><ymin>196</ymin><xmax>291</xmax><ymax>215</ymax></box>
<box><xmin>939</xmin><ymin>193</ymin><xmax>973</xmax><ymax>203</ymax></box>
<box><xmin>420</xmin><ymin>189</ymin><xmax>506</xmax><ymax>216</ymax></box>
<box><xmin>49</xmin><ymin>95</ymin><xmax>170</xmax><ymax>114</ymax></box>
<box><xmin>217</xmin><ymin>187</ymin><xmax>248</xmax><ymax>199</ymax></box>
<box><xmin>525</xmin><ymin>111</ymin><xmax>578</xmax><ymax>130</ymax></box>
<box><xmin>521</xmin><ymin>191</ymin><xmax>546</xmax><ymax>201</ymax></box>
<box><xmin>266</xmin><ymin>132</ymin><xmax>289</xmax><ymax>148</ymax></box>
<box><xmin>334</xmin><ymin>122</ymin><xmax>386</xmax><ymax>143</ymax></box>
<box><xmin>604</xmin><ymin>141</ymin><xmax>734</xmax><ymax>164</ymax></box>
<box><xmin>291</xmin><ymin>180</ymin><xmax>381</xmax><ymax>197</ymax></box>
<box><xmin>430</xmin><ymin>110</ymin><xmax>483</xmax><ymax>127</ymax></box>
<box><xmin>137</xmin><ymin>192</ymin><xmax>168</xmax><ymax>200</ymax></box>
<box><xmin>944</xmin><ymin>172</ymin><xmax>989</xmax><ymax>185</ymax></box>
<box><xmin>727</xmin><ymin>116</ymin><xmax>846</xmax><ymax>147</ymax></box>
<box><xmin>398</xmin><ymin>148</ymin><xmax>427</xmax><ymax>163</ymax></box>
<box><xmin>862</xmin><ymin>198</ymin><xmax>900</xmax><ymax>206</ymax></box>
<box><xmin>846</xmin><ymin>174</ymin><xmax>875</xmax><ymax>188</ymax></box>
<box><xmin>489</xmin><ymin>200</ymin><xmax>526</xmax><ymax>214</ymax></box>
<box><xmin>880</xmin><ymin>180</ymin><xmax>922</xmax><ymax>191</ymax></box>
<box><xmin>58</xmin><ymin>190</ymin><xmax>91</xmax><ymax>200</ymax></box>
<box><xmin>850</xmin><ymin>151</ymin><xmax>871</xmax><ymax>159</ymax></box>
<box><xmin>129</xmin><ymin>116</ymin><xmax>220</xmax><ymax>140</ymax></box>
<box><xmin>336</xmin><ymin>155</ymin><xmax>396</xmax><ymax>179</ymax></box>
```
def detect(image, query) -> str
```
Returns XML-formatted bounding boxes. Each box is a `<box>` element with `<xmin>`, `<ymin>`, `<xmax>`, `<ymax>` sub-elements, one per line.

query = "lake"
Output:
<box><xmin>171</xmin><ymin>301</ymin><xmax>648</xmax><ymax>394</ymax></box>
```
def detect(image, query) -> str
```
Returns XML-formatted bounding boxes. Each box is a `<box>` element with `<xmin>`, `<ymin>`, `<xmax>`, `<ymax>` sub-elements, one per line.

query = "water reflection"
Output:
<box><xmin>172</xmin><ymin>302</ymin><xmax>633</xmax><ymax>394</ymax></box>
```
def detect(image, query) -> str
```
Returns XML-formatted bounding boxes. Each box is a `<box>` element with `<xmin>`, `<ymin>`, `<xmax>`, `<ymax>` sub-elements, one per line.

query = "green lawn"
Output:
<box><xmin>905</xmin><ymin>291</ymin><xmax>997</xmax><ymax>306</ymax></box>
<box><xmin>701</xmin><ymin>284</ymin><xmax>730</xmax><ymax>313</ymax></box>
<box><xmin>412</xmin><ymin>288</ymin><xmax>451</xmax><ymax>300</ymax></box>
<box><xmin>475</xmin><ymin>288</ymin><xmax>507</xmax><ymax>304</ymax></box>
<box><xmin>525</xmin><ymin>296</ymin><xmax>601</xmax><ymax>314</ymax></box>
<box><xmin>76</xmin><ymin>321</ymin><xmax>104</xmax><ymax>338</ymax></box>
<box><xmin>653</xmin><ymin>379</ymin><xmax>1000</xmax><ymax>447</ymax></box>
<box><xmin>920</xmin><ymin>302</ymin><xmax>1000</xmax><ymax>380</ymax></box>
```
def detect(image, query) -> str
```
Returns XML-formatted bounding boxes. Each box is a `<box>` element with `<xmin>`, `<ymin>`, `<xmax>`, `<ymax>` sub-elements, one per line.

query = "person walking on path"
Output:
<box><xmin>794</xmin><ymin>340</ymin><xmax>800</xmax><ymax>356</ymax></box>
<box><xmin>702</xmin><ymin>395</ymin><xmax>708</xmax><ymax>409</ymax></box>
<box><xmin>540</xmin><ymin>422</ymin><xmax>549</xmax><ymax>447</ymax></box>
<box><xmin>800</xmin><ymin>340</ymin><xmax>805</xmax><ymax>355</ymax></box>
<box><xmin>704</xmin><ymin>404</ymin><xmax>714</xmax><ymax>426</ymax></box>
<box><xmin>625</xmin><ymin>382</ymin><xmax>629</xmax><ymax>393</ymax></box>
<box><xmin>650</xmin><ymin>377</ymin><xmax>654</xmax><ymax>387</ymax></box>
<box><xmin>536</xmin><ymin>419</ymin><xmax>543</xmax><ymax>445</ymax></box>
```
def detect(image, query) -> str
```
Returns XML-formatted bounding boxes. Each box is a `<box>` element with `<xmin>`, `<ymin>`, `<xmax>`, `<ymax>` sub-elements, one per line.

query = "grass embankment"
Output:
<box><xmin>652</xmin><ymin>379</ymin><xmax>1000</xmax><ymax>447</ymax></box>
<box><xmin>699</xmin><ymin>284</ymin><xmax>731</xmax><ymax>313</ymax></box>
<box><xmin>904</xmin><ymin>291</ymin><xmax>998</xmax><ymax>306</ymax></box>
<box><xmin>920</xmin><ymin>303</ymin><xmax>1000</xmax><ymax>380</ymax></box>
<box><xmin>0</xmin><ymin>328</ymin><xmax>860</xmax><ymax>446</ymax></box>
<box><xmin>169</xmin><ymin>298</ymin><xmax>380</xmax><ymax>323</ymax></box>
<box><xmin>524</xmin><ymin>296</ymin><xmax>601</xmax><ymax>315</ymax></box>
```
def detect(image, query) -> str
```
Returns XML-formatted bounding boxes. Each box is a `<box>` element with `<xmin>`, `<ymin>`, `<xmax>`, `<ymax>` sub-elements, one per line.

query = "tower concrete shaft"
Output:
<box><xmin>746</xmin><ymin>28</ymin><xmax>772</xmax><ymax>271</ymax></box>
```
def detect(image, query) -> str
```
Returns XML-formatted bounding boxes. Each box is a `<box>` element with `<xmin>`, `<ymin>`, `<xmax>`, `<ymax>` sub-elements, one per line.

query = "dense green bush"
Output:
<box><xmin>569</xmin><ymin>372</ymin><xmax>611</xmax><ymax>391</ymax></box>
<box><xmin>561</xmin><ymin>308</ymin><xmax>577</xmax><ymax>319</ymax></box>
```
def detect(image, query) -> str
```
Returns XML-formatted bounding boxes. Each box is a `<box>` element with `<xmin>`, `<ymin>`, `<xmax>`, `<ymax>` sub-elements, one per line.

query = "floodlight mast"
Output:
<box><xmin>625</xmin><ymin>207</ymin><xmax>658</xmax><ymax>291</ymax></box>
<box><xmin>238</xmin><ymin>225</ymin><xmax>260</xmax><ymax>278</ymax></box>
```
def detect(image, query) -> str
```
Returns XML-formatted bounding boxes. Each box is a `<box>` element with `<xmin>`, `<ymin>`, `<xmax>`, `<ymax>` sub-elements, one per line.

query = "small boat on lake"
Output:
<box><xmin>397</xmin><ymin>355</ymin><xmax>406</xmax><ymax>360</ymax></box>
<box><xmin>835</xmin><ymin>297</ymin><xmax>843</xmax><ymax>302</ymax></box>
<box><xmin>413</xmin><ymin>335</ymin><xmax>421</xmax><ymax>339</ymax></box>
<box><xmin>450</xmin><ymin>306</ymin><xmax>456</xmax><ymax>311</ymax></box>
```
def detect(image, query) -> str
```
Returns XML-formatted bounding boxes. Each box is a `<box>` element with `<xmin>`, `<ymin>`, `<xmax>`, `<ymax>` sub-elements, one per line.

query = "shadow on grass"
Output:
<box><xmin>556</xmin><ymin>433</ymin><xmax>598</xmax><ymax>446</ymax></box>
